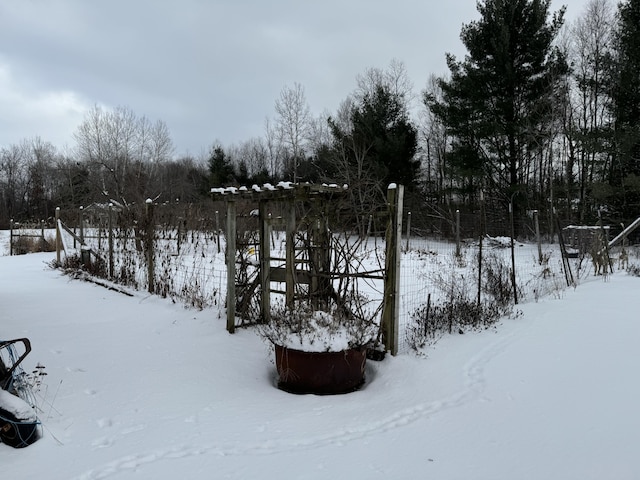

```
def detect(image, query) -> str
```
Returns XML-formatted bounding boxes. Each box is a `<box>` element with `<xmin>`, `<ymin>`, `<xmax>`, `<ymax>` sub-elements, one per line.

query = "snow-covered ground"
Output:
<box><xmin>2</xmin><ymin>237</ymin><xmax>640</xmax><ymax>479</ymax></box>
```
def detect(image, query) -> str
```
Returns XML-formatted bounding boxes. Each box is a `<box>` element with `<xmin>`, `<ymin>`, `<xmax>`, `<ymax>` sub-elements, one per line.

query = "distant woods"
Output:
<box><xmin>2</xmin><ymin>0</ymin><xmax>640</xmax><ymax>235</ymax></box>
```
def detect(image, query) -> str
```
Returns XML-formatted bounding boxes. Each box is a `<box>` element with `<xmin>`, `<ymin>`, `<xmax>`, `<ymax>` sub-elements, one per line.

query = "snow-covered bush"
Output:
<box><xmin>258</xmin><ymin>297</ymin><xmax>378</xmax><ymax>353</ymax></box>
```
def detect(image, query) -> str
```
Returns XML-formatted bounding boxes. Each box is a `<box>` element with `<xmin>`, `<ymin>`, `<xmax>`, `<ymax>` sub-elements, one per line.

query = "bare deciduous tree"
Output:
<box><xmin>356</xmin><ymin>58</ymin><xmax>415</xmax><ymax>107</ymax></box>
<box><xmin>73</xmin><ymin>105</ymin><xmax>174</xmax><ymax>205</ymax></box>
<box><xmin>421</xmin><ymin>74</ymin><xmax>450</xmax><ymax>206</ymax></box>
<box><xmin>568</xmin><ymin>0</ymin><xmax>614</xmax><ymax>219</ymax></box>
<box><xmin>274</xmin><ymin>82</ymin><xmax>311</xmax><ymax>182</ymax></box>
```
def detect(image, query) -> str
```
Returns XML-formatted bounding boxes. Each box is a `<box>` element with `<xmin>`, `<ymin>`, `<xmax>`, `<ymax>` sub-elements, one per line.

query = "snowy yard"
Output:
<box><xmin>1</xmin><ymin>232</ymin><xmax>640</xmax><ymax>479</ymax></box>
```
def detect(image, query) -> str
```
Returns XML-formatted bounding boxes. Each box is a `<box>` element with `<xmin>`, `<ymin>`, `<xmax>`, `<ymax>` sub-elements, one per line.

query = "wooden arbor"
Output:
<box><xmin>212</xmin><ymin>182</ymin><xmax>403</xmax><ymax>355</ymax></box>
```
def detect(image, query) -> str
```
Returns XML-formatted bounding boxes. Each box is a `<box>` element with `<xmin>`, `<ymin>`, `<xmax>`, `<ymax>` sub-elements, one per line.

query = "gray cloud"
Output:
<box><xmin>0</xmin><ymin>0</ymin><xmax>588</xmax><ymax>156</ymax></box>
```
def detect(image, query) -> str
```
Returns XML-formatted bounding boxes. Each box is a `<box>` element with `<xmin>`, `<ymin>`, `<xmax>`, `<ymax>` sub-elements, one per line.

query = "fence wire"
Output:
<box><xmin>54</xmin><ymin>204</ymin><xmax>639</xmax><ymax>355</ymax></box>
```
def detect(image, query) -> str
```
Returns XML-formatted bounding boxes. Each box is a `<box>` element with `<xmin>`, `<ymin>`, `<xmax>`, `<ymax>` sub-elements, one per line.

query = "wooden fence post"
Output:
<box><xmin>40</xmin><ymin>220</ymin><xmax>45</xmax><ymax>251</ymax></box>
<box><xmin>509</xmin><ymin>200</ymin><xmax>518</xmax><ymax>305</ymax></box>
<box><xmin>477</xmin><ymin>190</ymin><xmax>484</xmax><ymax>307</ymax></box>
<box><xmin>215</xmin><ymin>210</ymin><xmax>221</xmax><ymax>254</ymax></box>
<box><xmin>226</xmin><ymin>199</ymin><xmax>237</xmax><ymax>333</ymax></box>
<box><xmin>382</xmin><ymin>183</ymin><xmax>403</xmax><ymax>356</ymax></box>
<box><xmin>259</xmin><ymin>200</ymin><xmax>271</xmax><ymax>324</ymax></box>
<box><xmin>108</xmin><ymin>203</ymin><xmax>114</xmax><ymax>279</ymax></box>
<box><xmin>598</xmin><ymin>208</ymin><xmax>613</xmax><ymax>273</ymax></box>
<box><xmin>79</xmin><ymin>206</ymin><xmax>84</xmax><ymax>247</ymax></box>
<box><xmin>285</xmin><ymin>200</ymin><xmax>296</xmax><ymax>308</ymax></box>
<box><xmin>405</xmin><ymin>211</ymin><xmax>411</xmax><ymax>252</ymax></box>
<box><xmin>455</xmin><ymin>209</ymin><xmax>461</xmax><ymax>257</ymax></box>
<box><xmin>9</xmin><ymin>219</ymin><xmax>14</xmax><ymax>256</ymax></box>
<box><xmin>176</xmin><ymin>212</ymin><xmax>182</xmax><ymax>255</ymax></box>
<box><xmin>534</xmin><ymin>210</ymin><xmax>542</xmax><ymax>264</ymax></box>
<box><xmin>55</xmin><ymin>208</ymin><xmax>61</xmax><ymax>265</ymax></box>
<box><xmin>145</xmin><ymin>199</ymin><xmax>155</xmax><ymax>294</ymax></box>
<box><xmin>365</xmin><ymin>214</ymin><xmax>373</xmax><ymax>248</ymax></box>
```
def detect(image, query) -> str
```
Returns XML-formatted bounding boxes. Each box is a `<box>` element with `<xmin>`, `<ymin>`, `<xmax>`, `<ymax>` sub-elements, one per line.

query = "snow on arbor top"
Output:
<box><xmin>210</xmin><ymin>182</ymin><xmax>348</xmax><ymax>199</ymax></box>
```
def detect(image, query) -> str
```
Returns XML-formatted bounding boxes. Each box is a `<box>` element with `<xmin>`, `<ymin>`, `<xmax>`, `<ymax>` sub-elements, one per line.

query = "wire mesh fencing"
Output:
<box><xmin>54</xmin><ymin>201</ymin><xmax>639</xmax><ymax>355</ymax></box>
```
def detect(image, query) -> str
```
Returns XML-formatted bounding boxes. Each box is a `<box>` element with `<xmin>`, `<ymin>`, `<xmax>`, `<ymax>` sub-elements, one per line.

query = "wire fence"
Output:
<box><xmin>52</xmin><ymin>202</ymin><xmax>640</xmax><ymax>355</ymax></box>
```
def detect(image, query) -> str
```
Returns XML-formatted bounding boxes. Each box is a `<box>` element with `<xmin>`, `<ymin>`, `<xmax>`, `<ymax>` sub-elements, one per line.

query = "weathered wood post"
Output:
<box><xmin>108</xmin><ymin>203</ymin><xmax>114</xmax><ymax>279</ymax></box>
<box><xmin>55</xmin><ymin>208</ymin><xmax>61</xmax><ymax>265</ymax></box>
<box><xmin>534</xmin><ymin>210</ymin><xmax>542</xmax><ymax>264</ymax></box>
<box><xmin>455</xmin><ymin>209</ymin><xmax>461</xmax><ymax>258</ymax></box>
<box><xmin>598</xmin><ymin>208</ymin><xmax>613</xmax><ymax>273</ymax></box>
<box><xmin>268</xmin><ymin>213</ymin><xmax>275</xmax><ymax>249</ymax></box>
<box><xmin>477</xmin><ymin>190</ymin><xmax>484</xmax><ymax>307</ymax></box>
<box><xmin>226</xmin><ymin>198</ymin><xmax>237</xmax><ymax>333</ymax></box>
<box><xmin>259</xmin><ymin>199</ymin><xmax>271</xmax><ymax>324</ymax></box>
<box><xmin>382</xmin><ymin>183</ymin><xmax>403</xmax><ymax>356</ymax></box>
<box><xmin>79</xmin><ymin>206</ymin><xmax>84</xmax><ymax>247</ymax></box>
<box><xmin>215</xmin><ymin>210</ymin><xmax>221</xmax><ymax>254</ymax></box>
<box><xmin>145</xmin><ymin>199</ymin><xmax>155</xmax><ymax>294</ymax></box>
<box><xmin>9</xmin><ymin>219</ymin><xmax>14</xmax><ymax>256</ymax></box>
<box><xmin>177</xmin><ymin>214</ymin><xmax>182</xmax><ymax>255</ymax></box>
<box><xmin>405</xmin><ymin>211</ymin><xmax>411</xmax><ymax>252</ymax></box>
<box><xmin>285</xmin><ymin>200</ymin><xmax>296</xmax><ymax>308</ymax></box>
<box><xmin>40</xmin><ymin>220</ymin><xmax>45</xmax><ymax>251</ymax></box>
<box><xmin>309</xmin><ymin>199</ymin><xmax>331</xmax><ymax>309</ymax></box>
<box><xmin>365</xmin><ymin>214</ymin><xmax>373</xmax><ymax>248</ymax></box>
<box><xmin>98</xmin><ymin>220</ymin><xmax>103</xmax><ymax>251</ymax></box>
<box><xmin>509</xmin><ymin>199</ymin><xmax>518</xmax><ymax>305</ymax></box>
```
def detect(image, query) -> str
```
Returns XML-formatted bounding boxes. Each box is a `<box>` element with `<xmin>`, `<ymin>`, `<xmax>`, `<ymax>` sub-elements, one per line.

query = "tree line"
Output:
<box><xmin>2</xmin><ymin>0</ymin><xmax>639</xmax><ymax>237</ymax></box>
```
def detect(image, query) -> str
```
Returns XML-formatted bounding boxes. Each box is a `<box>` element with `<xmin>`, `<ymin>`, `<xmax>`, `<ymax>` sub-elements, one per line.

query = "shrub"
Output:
<box><xmin>407</xmin><ymin>249</ymin><xmax>516</xmax><ymax>351</ymax></box>
<box><xmin>57</xmin><ymin>252</ymin><xmax>107</xmax><ymax>279</ymax></box>
<box><xmin>10</xmin><ymin>235</ymin><xmax>55</xmax><ymax>255</ymax></box>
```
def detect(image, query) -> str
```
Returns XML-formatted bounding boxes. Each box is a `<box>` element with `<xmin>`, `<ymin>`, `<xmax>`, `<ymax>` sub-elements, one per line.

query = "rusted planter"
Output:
<box><xmin>274</xmin><ymin>344</ymin><xmax>367</xmax><ymax>395</ymax></box>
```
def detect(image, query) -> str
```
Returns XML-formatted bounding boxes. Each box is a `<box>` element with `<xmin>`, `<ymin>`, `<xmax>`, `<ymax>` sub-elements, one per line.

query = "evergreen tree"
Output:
<box><xmin>207</xmin><ymin>146</ymin><xmax>234</xmax><ymax>187</ymax></box>
<box><xmin>608</xmin><ymin>0</ymin><xmax>640</xmax><ymax>219</ymax></box>
<box><xmin>426</xmin><ymin>0</ymin><xmax>567</xmax><ymax>204</ymax></box>
<box><xmin>328</xmin><ymin>85</ymin><xmax>419</xmax><ymax>191</ymax></box>
<box><xmin>235</xmin><ymin>160</ymin><xmax>250</xmax><ymax>186</ymax></box>
<box><xmin>324</xmin><ymin>84</ymin><xmax>418</xmax><ymax>233</ymax></box>
<box><xmin>351</xmin><ymin>85</ymin><xmax>420</xmax><ymax>189</ymax></box>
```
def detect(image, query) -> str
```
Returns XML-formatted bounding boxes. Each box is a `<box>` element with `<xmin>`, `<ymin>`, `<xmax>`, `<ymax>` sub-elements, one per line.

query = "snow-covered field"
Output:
<box><xmin>2</xmin><ymin>232</ymin><xmax>640</xmax><ymax>479</ymax></box>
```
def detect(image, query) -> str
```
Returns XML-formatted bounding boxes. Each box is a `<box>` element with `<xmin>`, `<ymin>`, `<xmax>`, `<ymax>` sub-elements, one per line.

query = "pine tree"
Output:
<box><xmin>609</xmin><ymin>0</ymin><xmax>640</xmax><ymax>219</ymax></box>
<box><xmin>427</xmin><ymin>0</ymin><xmax>567</xmax><ymax>203</ymax></box>
<box><xmin>328</xmin><ymin>85</ymin><xmax>419</xmax><ymax>192</ymax></box>
<box><xmin>207</xmin><ymin>146</ymin><xmax>234</xmax><ymax>187</ymax></box>
<box><xmin>322</xmin><ymin>83</ymin><xmax>419</xmax><ymax>234</ymax></box>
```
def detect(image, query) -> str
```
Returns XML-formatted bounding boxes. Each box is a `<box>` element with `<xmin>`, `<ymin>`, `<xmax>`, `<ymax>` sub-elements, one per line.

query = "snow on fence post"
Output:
<box><xmin>382</xmin><ymin>183</ymin><xmax>403</xmax><ymax>356</ymax></box>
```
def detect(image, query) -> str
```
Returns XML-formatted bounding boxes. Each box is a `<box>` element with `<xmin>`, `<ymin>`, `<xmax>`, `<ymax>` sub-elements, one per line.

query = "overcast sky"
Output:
<box><xmin>1</xmin><ymin>0</ymin><xmax>591</xmax><ymax>158</ymax></box>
